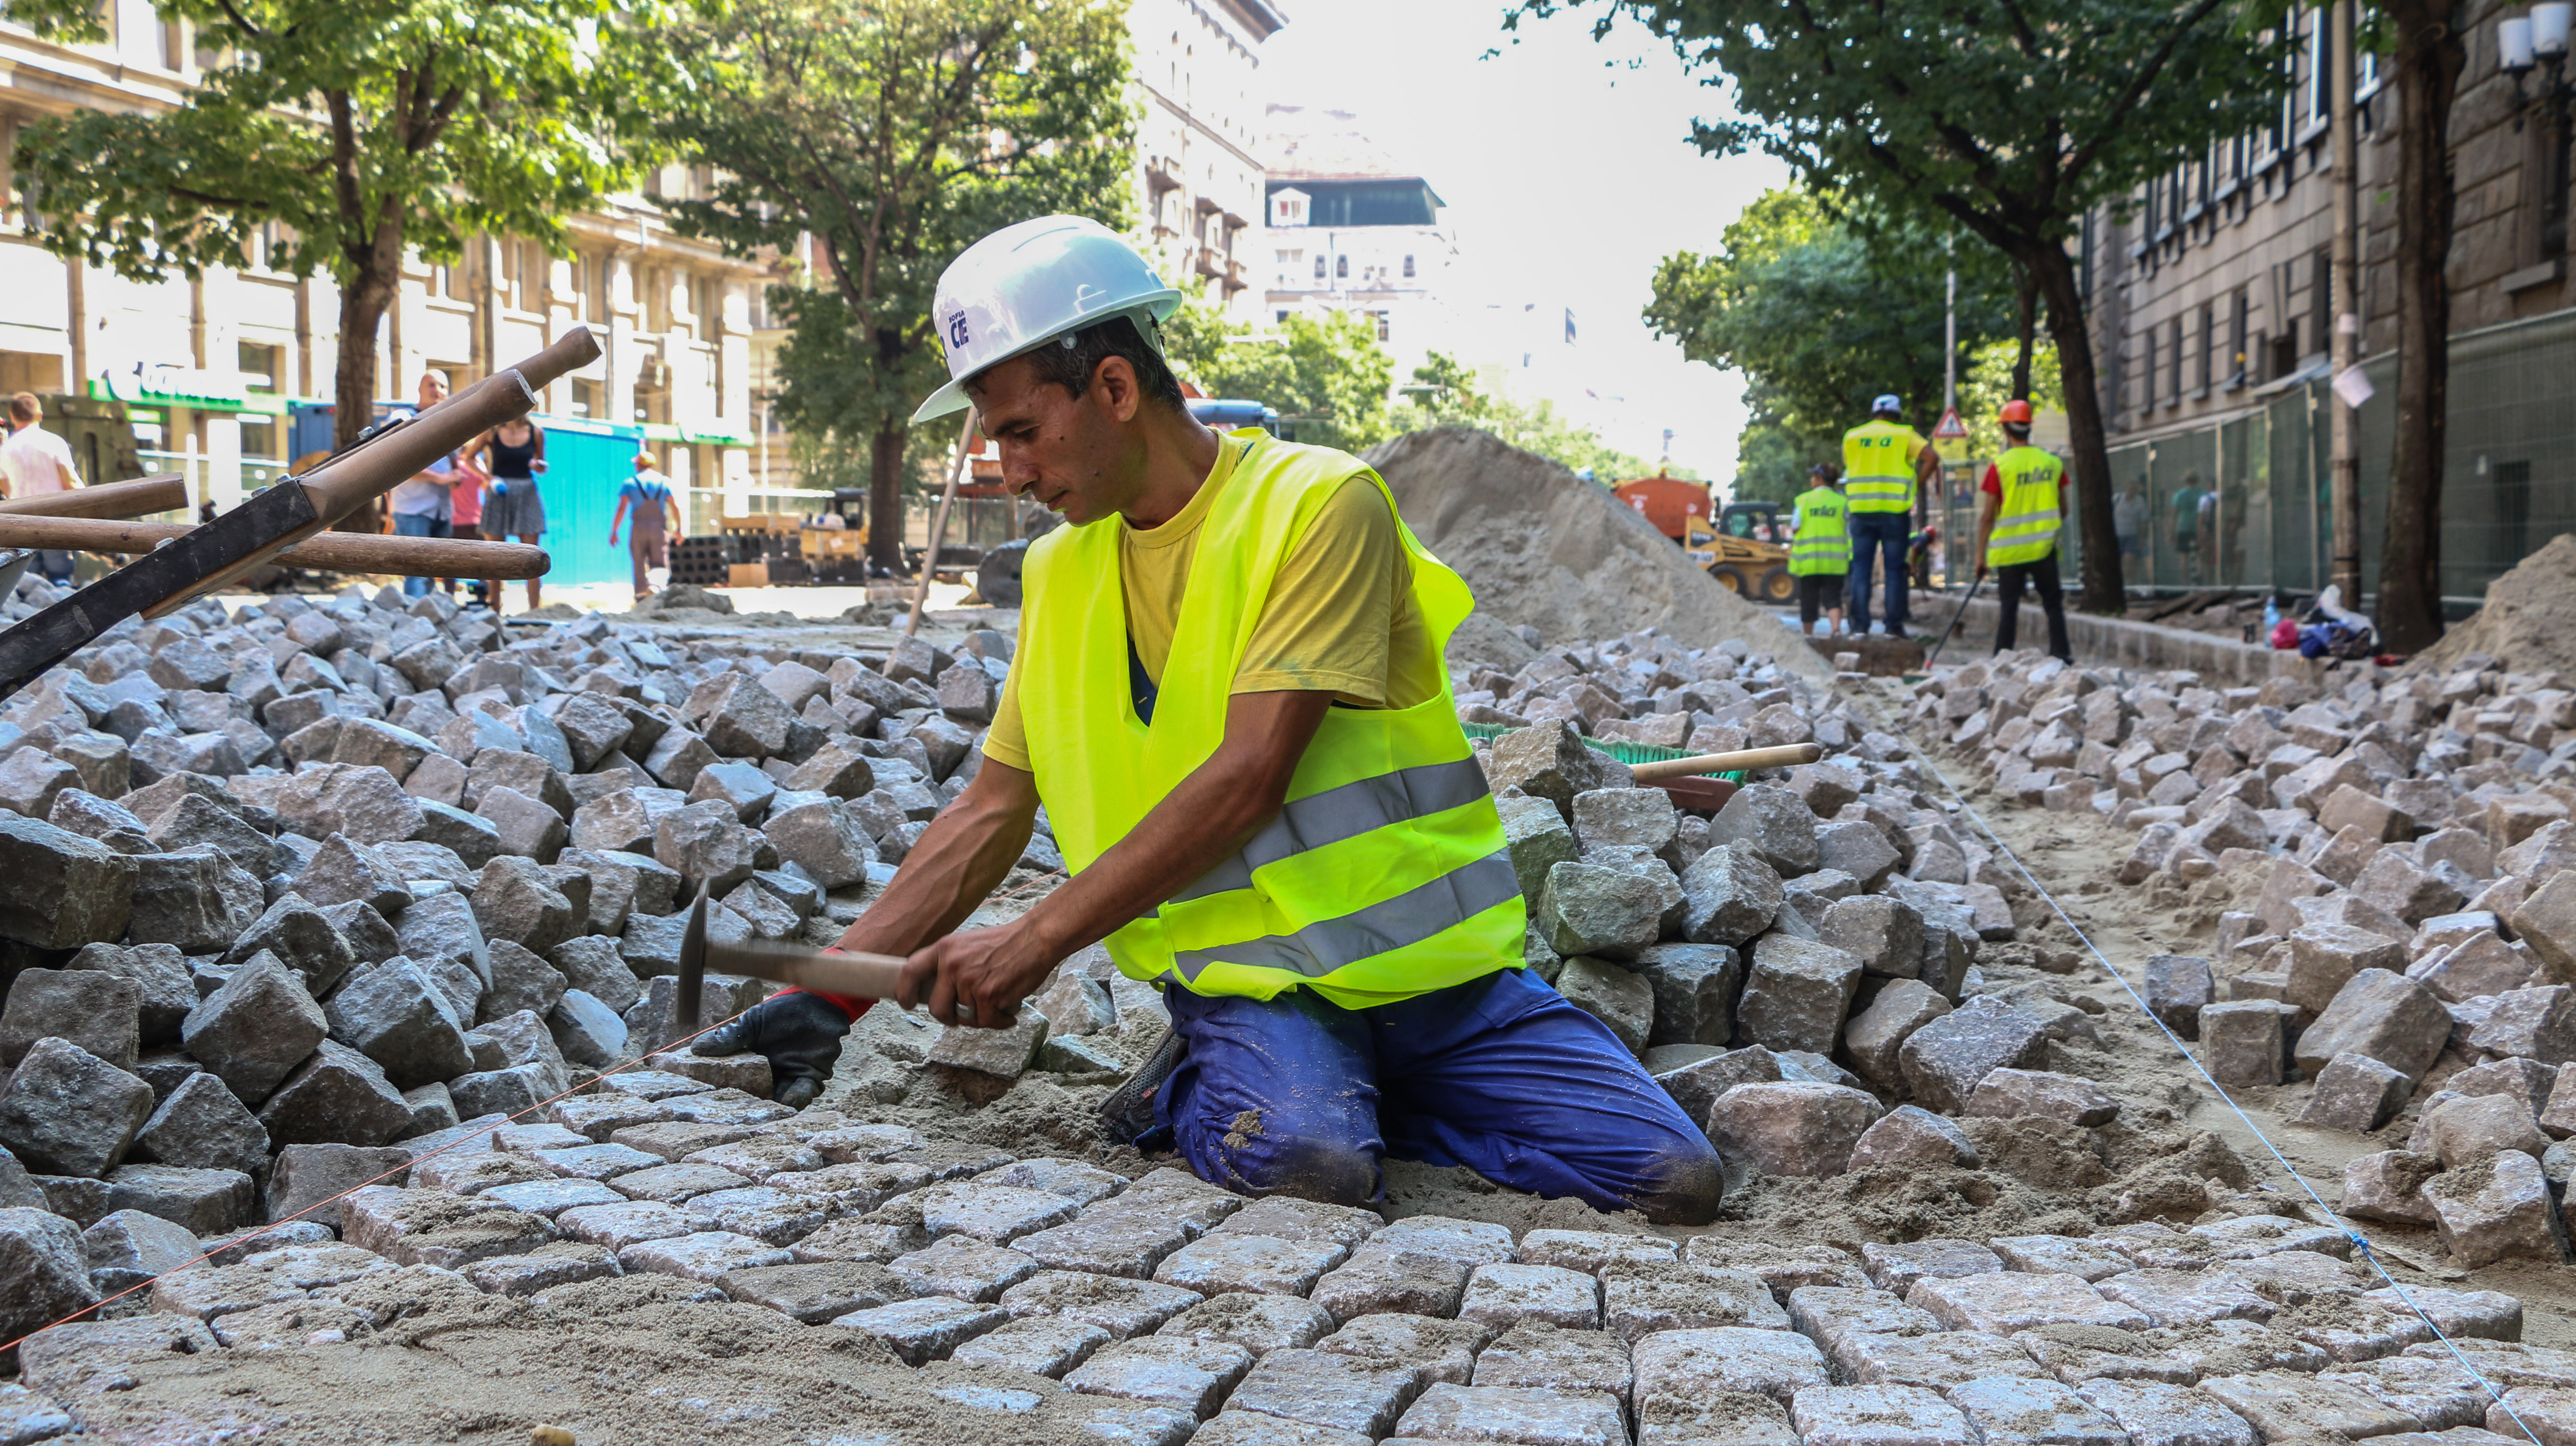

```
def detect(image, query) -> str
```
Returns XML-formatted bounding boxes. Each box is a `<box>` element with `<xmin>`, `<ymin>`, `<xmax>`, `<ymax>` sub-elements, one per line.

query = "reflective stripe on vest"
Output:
<box><xmin>1841</xmin><ymin>420</ymin><xmax>1919</xmax><ymax>513</ymax></box>
<box><xmin>1014</xmin><ymin>430</ymin><xmax>1526</xmax><ymax>1010</ymax></box>
<box><xmin>1988</xmin><ymin>445</ymin><xmax>2065</xmax><ymax>567</ymax></box>
<box><xmin>1789</xmin><ymin>488</ymin><xmax>1848</xmax><ymax>576</ymax></box>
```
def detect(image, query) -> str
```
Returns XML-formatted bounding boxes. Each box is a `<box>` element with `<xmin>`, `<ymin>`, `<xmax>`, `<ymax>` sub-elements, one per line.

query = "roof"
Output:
<box><xmin>1264</xmin><ymin>104</ymin><xmax>1442</xmax><ymax>201</ymax></box>
<box><xmin>1216</xmin><ymin>0</ymin><xmax>1289</xmax><ymax>41</ymax></box>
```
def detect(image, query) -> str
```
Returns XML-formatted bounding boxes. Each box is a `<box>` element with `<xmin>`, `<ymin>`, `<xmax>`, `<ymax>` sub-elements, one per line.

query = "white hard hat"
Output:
<box><xmin>911</xmin><ymin>215</ymin><xmax>1185</xmax><ymax>425</ymax></box>
<box><xmin>1872</xmin><ymin>394</ymin><xmax>1902</xmax><ymax>412</ymax></box>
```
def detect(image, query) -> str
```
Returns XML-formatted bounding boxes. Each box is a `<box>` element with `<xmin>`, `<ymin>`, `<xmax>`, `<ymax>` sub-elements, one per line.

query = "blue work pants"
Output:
<box><xmin>1154</xmin><ymin>966</ymin><xmax>1724</xmax><ymax>1223</ymax></box>
<box><xmin>393</xmin><ymin>512</ymin><xmax>449</xmax><ymax>597</ymax></box>
<box><xmin>1846</xmin><ymin>511</ymin><xmax>1912</xmax><ymax>635</ymax></box>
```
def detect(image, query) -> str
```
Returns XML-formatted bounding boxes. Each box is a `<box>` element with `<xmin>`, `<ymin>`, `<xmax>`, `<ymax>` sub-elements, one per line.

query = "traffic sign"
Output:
<box><xmin>1931</xmin><ymin>406</ymin><xmax>1968</xmax><ymax>461</ymax></box>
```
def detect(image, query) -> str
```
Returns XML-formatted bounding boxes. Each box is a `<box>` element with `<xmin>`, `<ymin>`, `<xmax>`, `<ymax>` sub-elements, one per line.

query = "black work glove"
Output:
<box><xmin>693</xmin><ymin>990</ymin><xmax>854</xmax><ymax>1109</ymax></box>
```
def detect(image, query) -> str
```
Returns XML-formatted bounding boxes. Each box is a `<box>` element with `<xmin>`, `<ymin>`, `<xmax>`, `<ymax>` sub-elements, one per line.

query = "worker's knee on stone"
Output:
<box><xmin>1632</xmin><ymin>1141</ymin><xmax>1726</xmax><ymax>1227</ymax></box>
<box><xmin>1172</xmin><ymin>1101</ymin><xmax>1377</xmax><ymax>1208</ymax></box>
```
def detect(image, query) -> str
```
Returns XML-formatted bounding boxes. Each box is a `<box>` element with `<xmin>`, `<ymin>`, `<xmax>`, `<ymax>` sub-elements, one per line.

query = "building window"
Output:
<box><xmin>1276</xmin><ymin>310</ymin><xmax>1289</xmax><ymax>324</ymax></box>
<box><xmin>2196</xmin><ymin>303</ymin><xmax>2215</xmax><ymax>395</ymax></box>
<box><xmin>1336</xmin><ymin>254</ymin><xmax>1349</xmax><ymax>279</ymax></box>
<box><xmin>1403</xmin><ymin>254</ymin><xmax>1415</xmax><ymax>279</ymax></box>
<box><xmin>571</xmin><ymin>378</ymin><xmax>600</xmax><ymax>418</ymax></box>
<box><xmin>2309</xmin><ymin>248</ymin><xmax>2330</xmax><ymax>357</ymax></box>
<box><xmin>1373</xmin><ymin>312</ymin><xmax>1390</xmax><ymax>342</ymax></box>
<box><xmin>237</xmin><ymin>342</ymin><xmax>280</xmax><ymax>394</ymax></box>
<box><xmin>2143</xmin><ymin>324</ymin><xmax>2157</xmax><ymax>412</ymax></box>
<box><xmin>1313</xmin><ymin>255</ymin><xmax>1326</xmax><ymax>281</ymax></box>
<box><xmin>2227</xmin><ymin>289</ymin><xmax>2249</xmax><ymax>388</ymax></box>
<box><xmin>2167</xmin><ymin>317</ymin><xmax>2184</xmax><ymax>405</ymax></box>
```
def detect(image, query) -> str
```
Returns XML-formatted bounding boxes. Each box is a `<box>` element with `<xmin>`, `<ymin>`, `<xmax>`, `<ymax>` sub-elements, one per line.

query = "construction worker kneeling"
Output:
<box><xmin>1977</xmin><ymin>400</ymin><xmax>2073</xmax><ymax>665</ymax></box>
<box><xmin>696</xmin><ymin>217</ymin><xmax>1724</xmax><ymax>1223</ymax></box>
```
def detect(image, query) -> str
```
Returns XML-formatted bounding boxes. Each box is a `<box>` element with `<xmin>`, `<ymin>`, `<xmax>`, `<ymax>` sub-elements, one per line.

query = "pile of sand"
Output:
<box><xmin>1366</xmin><ymin>428</ymin><xmax>1823</xmax><ymax>675</ymax></box>
<box><xmin>2413</xmin><ymin>531</ymin><xmax>2576</xmax><ymax>675</ymax></box>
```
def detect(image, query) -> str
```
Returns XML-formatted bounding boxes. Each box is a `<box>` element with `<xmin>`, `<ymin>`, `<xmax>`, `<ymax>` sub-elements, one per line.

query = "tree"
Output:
<box><xmin>1516</xmin><ymin>0</ymin><xmax>2291</xmax><ymax>612</ymax></box>
<box><xmin>1646</xmin><ymin>190</ymin><xmax>2014</xmax><ymax>442</ymax></box>
<box><xmin>660</xmin><ymin>0</ymin><xmax>1134</xmax><ymax>571</ymax></box>
<box><xmin>13</xmin><ymin>0</ymin><xmax>663</xmax><ymax>477</ymax></box>
<box><xmin>1163</xmin><ymin>298</ymin><xmax>1395</xmax><ymax>454</ymax></box>
<box><xmin>2377</xmin><ymin>1</ymin><xmax>2463</xmax><ymax>654</ymax></box>
<box><xmin>1385</xmin><ymin>352</ymin><xmax>1678</xmax><ymax>482</ymax></box>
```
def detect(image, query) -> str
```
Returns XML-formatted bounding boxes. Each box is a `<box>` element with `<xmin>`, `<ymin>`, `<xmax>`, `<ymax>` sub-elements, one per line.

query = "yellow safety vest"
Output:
<box><xmin>1789</xmin><ymin>487</ymin><xmax>1848</xmax><ymax>576</ymax></box>
<box><xmin>1841</xmin><ymin>419</ymin><xmax>1921</xmax><ymax>514</ymax></box>
<box><xmin>1014</xmin><ymin>430</ymin><xmax>1525</xmax><ymax>1009</ymax></box>
<box><xmin>1987</xmin><ymin>445</ymin><xmax>2065</xmax><ymax>568</ymax></box>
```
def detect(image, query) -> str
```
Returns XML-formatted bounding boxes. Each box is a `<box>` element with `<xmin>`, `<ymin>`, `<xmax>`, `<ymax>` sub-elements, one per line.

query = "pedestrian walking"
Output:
<box><xmin>1789</xmin><ymin>461</ymin><xmax>1849</xmax><ymax>637</ymax></box>
<box><xmin>464</xmin><ymin>415</ymin><xmax>547</xmax><ymax>613</ymax></box>
<box><xmin>1840</xmin><ymin>393</ymin><xmax>1938</xmax><ymax>637</ymax></box>
<box><xmin>386</xmin><ymin>371</ymin><xmax>455</xmax><ymax>599</ymax></box>
<box><xmin>1976</xmin><ymin>399</ymin><xmax>2072</xmax><ymax>663</ymax></box>
<box><xmin>610</xmin><ymin>452</ymin><xmax>682</xmax><ymax>602</ymax></box>
<box><xmin>443</xmin><ymin>441</ymin><xmax>489</xmax><ymax>605</ymax></box>
<box><xmin>0</xmin><ymin>392</ymin><xmax>81</xmax><ymax>585</ymax></box>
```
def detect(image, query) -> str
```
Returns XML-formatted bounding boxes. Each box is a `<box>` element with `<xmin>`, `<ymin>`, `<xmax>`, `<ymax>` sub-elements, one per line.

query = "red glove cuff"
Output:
<box><xmin>773</xmin><ymin>986</ymin><xmax>874</xmax><ymax>1022</ymax></box>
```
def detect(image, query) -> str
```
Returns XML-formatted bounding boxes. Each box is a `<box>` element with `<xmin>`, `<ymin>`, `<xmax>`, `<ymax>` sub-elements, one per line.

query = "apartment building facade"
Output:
<box><xmin>2083</xmin><ymin>0</ymin><xmax>2573</xmax><ymax>600</ymax></box>
<box><xmin>1131</xmin><ymin>0</ymin><xmax>1287</xmax><ymax>322</ymax></box>
<box><xmin>1262</xmin><ymin>104</ymin><xmax>1463</xmax><ymax>383</ymax></box>
<box><xmin>0</xmin><ymin>9</ymin><xmax>768</xmax><ymax>534</ymax></box>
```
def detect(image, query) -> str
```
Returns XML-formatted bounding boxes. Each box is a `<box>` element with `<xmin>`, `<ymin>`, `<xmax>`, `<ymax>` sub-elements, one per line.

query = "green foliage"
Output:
<box><xmin>1957</xmin><ymin>339</ymin><xmax>2065</xmax><ymax>449</ymax></box>
<box><xmin>659</xmin><ymin>0</ymin><xmax>1135</xmax><ymax>558</ymax></box>
<box><xmin>1646</xmin><ymin>187</ymin><xmax>2016</xmax><ymax>441</ymax></box>
<box><xmin>1728</xmin><ymin>395</ymin><xmax>1837</xmax><ymax>505</ymax></box>
<box><xmin>1164</xmin><ymin>297</ymin><xmax>1395</xmax><ymax>455</ymax></box>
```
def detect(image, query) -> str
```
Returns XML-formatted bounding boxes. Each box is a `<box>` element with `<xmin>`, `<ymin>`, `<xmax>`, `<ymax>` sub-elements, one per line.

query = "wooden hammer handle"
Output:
<box><xmin>1627</xmin><ymin>742</ymin><xmax>1826</xmax><ymax>783</ymax></box>
<box><xmin>0</xmin><ymin>515</ymin><xmax>549</xmax><ymax>578</ymax></box>
<box><xmin>705</xmin><ymin>940</ymin><xmax>910</xmax><ymax>1001</ymax></box>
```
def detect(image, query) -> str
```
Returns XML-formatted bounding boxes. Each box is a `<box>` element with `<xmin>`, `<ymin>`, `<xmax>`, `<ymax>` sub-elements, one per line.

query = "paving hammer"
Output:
<box><xmin>670</xmin><ymin>888</ymin><xmax>914</xmax><ymax>1040</ymax></box>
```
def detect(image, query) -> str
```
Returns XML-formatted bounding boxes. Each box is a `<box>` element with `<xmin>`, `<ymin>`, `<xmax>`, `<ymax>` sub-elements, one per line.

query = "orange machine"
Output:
<box><xmin>1613</xmin><ymin>474</ymin><xmax>1714</xmax><ymax>541</ymax></box>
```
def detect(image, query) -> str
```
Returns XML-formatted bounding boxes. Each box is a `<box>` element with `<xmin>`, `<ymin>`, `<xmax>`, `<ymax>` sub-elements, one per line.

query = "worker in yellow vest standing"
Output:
<box><xmin>1841</xmin><ymin>394</ymin><xmax>1939</xmax><ymax>638</ymax></box>
<box><xmin>1789</xmin><ymin>462</ymin><xmax>1849</xmax><ymax>637</ymax></box>
<box><xmin>692</xmin><ymin>216</ymin><xmax>1723</xmax><ymax>1222</ymax></box>
<box><xmin>1976</xmin><ymin>399</ymin><xmax>2073</xmax><ymax>663</ymax></box>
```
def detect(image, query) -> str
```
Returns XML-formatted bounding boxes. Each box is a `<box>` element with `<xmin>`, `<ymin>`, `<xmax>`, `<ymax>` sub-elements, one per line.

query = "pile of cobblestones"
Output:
<box><xmin>1909</xmin><ymin>650</ymin><xmax>2576</xmax><ymax>1268</ymax></box>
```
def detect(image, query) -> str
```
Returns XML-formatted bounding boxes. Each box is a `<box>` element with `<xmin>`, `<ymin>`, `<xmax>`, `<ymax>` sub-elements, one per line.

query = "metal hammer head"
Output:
<box><xmin>673</xmin><ymin>886</ymin><xmax>710</xmax><ymax>1039</ymax></box>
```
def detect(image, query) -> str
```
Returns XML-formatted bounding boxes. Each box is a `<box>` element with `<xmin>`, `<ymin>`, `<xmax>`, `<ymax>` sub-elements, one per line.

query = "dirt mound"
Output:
<box><xmin>2414</xmin><ymin>531</ymin><xmax>2576</xmax><ymax>675</ymax></box>
<box><xmin>1367</xmin><ymin>428</ymin><xmax>1823</xmax><ymax>674</ymax></box>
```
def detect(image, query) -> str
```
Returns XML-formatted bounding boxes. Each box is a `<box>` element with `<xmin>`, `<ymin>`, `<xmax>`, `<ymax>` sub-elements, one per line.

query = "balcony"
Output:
<box><xmin>1194</xmin><ymin>246</ymin><xmax>1226</xmax><ymax>281</ymax></box>
<box><xmin>1145</xmin><ymin>154</ymin><xmax>1183</xmax><ymax>198</ymax></box>
<box><xmin>1223</xmin><ymin>258</ymin><xmax>1248</xmax><ymax>296</ymax></box>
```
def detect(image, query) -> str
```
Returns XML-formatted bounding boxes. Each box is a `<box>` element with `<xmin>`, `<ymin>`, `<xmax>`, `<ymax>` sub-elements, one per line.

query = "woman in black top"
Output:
<box><xmin>464</xmin><ymin>418</ymin><xmax>547</xmax><ymax>613</ymax></box>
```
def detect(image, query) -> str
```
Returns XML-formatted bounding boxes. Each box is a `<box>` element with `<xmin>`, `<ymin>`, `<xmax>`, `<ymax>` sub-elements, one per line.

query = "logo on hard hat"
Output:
<box><xmin>946</xmin><ymin>313</ymin><xmax>970</xmax><ymax>351</ymax></box>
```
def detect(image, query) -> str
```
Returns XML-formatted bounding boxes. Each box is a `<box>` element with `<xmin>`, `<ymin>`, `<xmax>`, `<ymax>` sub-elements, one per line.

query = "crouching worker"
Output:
<box><xmin>696</xmin><ymin>216</ymin><xmax>1723</xmax><ymax>1223</ymax></box>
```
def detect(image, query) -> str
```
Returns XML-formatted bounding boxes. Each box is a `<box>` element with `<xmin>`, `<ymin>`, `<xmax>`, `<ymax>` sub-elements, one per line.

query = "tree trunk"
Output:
<box><xmin>2378</xmin><ymin>0</ymin><xmax>2463</xmax><ymax>655</ymax></box>
<box><xmin>2011</xmin><ymin>264</ymin><xmax>2040</xmax><ymax>400</ymax></box>
<box><xmin>330</xmin><ymin>266</ymin><xmax>398</xmax><ymax>534</ymax></box>
<box><xmin>2028</xmin><ymin>240</ymin><xmax>2126</xmax><ymax>612</ymax></box>
<box><xmin>867</xmin><ymin>420</ymin><xmax>907</xmax><ymax>573</ymax></box>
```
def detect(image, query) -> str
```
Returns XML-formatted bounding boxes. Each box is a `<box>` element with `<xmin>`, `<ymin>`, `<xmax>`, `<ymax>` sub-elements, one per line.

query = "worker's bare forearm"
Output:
<box><xmin>1015</xmin><ymin>690</ymin><xmax>1330</xmax><ymax>963</ymax></box>
<box><xmin>835</xmin><ymin>761</ymin><xmax>1038</xmax><ymax>959</ymax></box>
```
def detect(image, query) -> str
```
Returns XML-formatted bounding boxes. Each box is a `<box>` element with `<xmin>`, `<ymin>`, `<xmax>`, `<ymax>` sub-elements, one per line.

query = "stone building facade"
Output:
<box><xmin>2081</xmin><ymin>0</ymin><xmax>2568</xmax><ymax>600</ymax></box>
<box><xmin>1131</xmin><ymin>0</ymin><xmax>1287</xmax><ymax>322</ymax></box>
<box><xmin>0</xmin><ymin>11</ymin><xmax>767</xmax><ymax>527</ymax></box>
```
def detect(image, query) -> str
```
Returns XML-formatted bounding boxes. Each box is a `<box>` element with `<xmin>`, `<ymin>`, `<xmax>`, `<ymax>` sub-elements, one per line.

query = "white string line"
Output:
<box><xmin>1847</xmin><ymin>679</ymin><xmax>2543</xmax><ymax>1442</ymax></box>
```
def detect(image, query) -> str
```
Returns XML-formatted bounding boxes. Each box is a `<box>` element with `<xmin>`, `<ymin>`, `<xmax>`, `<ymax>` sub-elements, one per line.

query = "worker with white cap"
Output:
<box><xmin>695</xmin><ymin>216</ymin><xmax>1722</xmax><ymax>1221</ymax></box>
<box><xmin>1841</xmin><ymin>394</ymin><xmax>1939</xmax><ymax>638</ymax></box>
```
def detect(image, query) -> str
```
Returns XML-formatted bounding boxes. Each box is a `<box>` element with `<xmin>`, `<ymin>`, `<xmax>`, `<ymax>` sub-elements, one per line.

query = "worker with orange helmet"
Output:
<box><xmin>1976</xmin><ymin>399</ymin><xmax>2071</xmax><ymax>662</ymax></box>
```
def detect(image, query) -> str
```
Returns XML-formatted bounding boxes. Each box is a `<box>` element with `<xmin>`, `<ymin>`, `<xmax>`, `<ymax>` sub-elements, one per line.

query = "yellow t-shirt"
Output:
<box><xmin>981</xmin><ymin>432</ymin><xmax>1435</xmax><ymax>773</ymax></box>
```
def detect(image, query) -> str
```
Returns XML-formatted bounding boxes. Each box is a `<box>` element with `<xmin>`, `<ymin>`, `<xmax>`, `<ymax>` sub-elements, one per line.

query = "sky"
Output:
<box><xmin>1256</xmin><ymin>0</ymin><xmax>1790</xmax><ymax>482</ymax></box>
